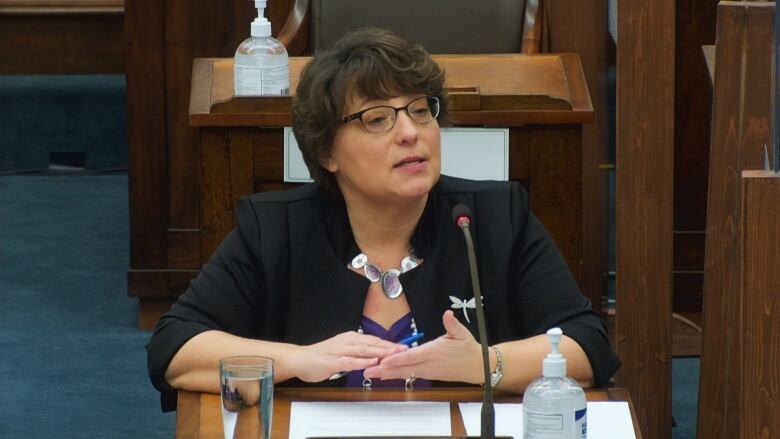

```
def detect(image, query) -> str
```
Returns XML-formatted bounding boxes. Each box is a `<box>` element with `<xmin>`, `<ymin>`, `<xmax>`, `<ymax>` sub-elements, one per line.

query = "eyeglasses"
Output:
<box><xmin>341</xmin><ymin>96</ymin><xmax>440</xmax><ymax>134</ymax></box>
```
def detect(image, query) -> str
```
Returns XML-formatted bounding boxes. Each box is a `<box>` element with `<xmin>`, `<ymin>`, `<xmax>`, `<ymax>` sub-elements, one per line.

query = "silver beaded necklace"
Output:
<box><xmin>348</xmin><ymin>249</ymin><xmax>421</xmax><ymax>299</ymax></box>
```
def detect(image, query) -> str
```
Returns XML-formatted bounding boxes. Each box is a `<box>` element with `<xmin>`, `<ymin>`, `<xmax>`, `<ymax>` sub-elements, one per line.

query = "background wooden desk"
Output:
<box><xmin>177</xmin><ymin>387</ymin><xmax>642</xmax><ymax>439</ymax></box>
<box><xmin>127</xmin><ymin>53</ymin><xmax>597</xmax><ymax>327</ymax></box>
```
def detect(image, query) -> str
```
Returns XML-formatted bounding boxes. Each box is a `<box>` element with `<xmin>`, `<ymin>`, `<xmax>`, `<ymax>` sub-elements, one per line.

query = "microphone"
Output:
<box><xmin>452</xmin><ymin>204</ymin><xmax>495</xmax><ymax>439</ymax></box>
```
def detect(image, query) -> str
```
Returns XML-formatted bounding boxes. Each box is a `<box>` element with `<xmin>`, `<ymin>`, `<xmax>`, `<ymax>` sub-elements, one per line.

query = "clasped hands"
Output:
<box><xmin>289</xmin><ymin>310</ymin><xmax>485</xmax><ymax>385</ymax></box>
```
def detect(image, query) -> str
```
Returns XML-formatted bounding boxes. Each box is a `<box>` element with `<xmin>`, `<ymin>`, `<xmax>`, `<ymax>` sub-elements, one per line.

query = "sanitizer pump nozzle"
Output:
<box><xmin>543</xmin><ymin>327</ymin><xmax>566</xmax><ymax>378</ymax></box>
<box><xmin>251</xmin><ymin>1</ymin><xmax>271</xmax><ymax>38</ymax></box>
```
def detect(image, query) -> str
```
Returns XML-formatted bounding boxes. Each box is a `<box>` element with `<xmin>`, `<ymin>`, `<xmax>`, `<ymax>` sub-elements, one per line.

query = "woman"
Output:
<box><xmin>147</xmin><ymin>28</ymin><xmax>620</xmax><ymax>411</ymax></box>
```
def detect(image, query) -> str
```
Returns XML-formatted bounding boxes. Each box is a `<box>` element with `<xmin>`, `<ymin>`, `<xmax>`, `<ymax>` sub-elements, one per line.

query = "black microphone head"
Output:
<box><xmin>452</xmin><ymin>204</ymin><xmax>473</xmax><ymax>228</ymax></box>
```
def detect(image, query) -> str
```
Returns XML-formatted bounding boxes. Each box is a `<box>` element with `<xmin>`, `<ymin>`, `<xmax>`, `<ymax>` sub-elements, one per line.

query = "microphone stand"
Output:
<box><xmin>457</xmin><ymin>221</ymin><xmax>496</xmax><ymax>439</ymax></box>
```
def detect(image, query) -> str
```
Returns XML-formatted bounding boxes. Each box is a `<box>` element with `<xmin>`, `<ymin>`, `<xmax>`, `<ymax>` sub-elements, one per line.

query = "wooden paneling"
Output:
<box><xmin>199</xmin><ymin>129</ymin><xmax>234</xmax><ymax>264</ymax></box>
<box><xmin>253</xmin><ymin>130</ymin><xmax>286</xmax><ymax>181</ymax></box>
<box><xmin>547</xmin><ymin>0</ymin><xmax>609</xmax><ymax>313</ymax></box>
<box><xmin>126</xmin><ymin>0</ymin><xmax>294</xmax><ymax>326</ymax></box>
<box><xmin>0</xmin><ymin>12</ymin><xmax>124</xmax><ymax>74</ymax></box>
<box><xmin>697</xmin><ymin>3</ymin><xmax>774</xmax><ymax>439</ymax></box>
<box><xmin>525</xmin><ymin>125</ymin><xmax>582</xmax><ymax>285</ymax></box>
<box><xmin>739</xmin><ymin>172</ymin><xmax>780</xmax><ymax>438</ymax></box>
<box><xmin>615</xmin><ymin>1</ymin><xmax>675</xmax><ymax>439</ymax></box>
<box><xmin>167</xmin><ymin>229</ymin><xmax>200</xmax><ymax>269</ymax></box>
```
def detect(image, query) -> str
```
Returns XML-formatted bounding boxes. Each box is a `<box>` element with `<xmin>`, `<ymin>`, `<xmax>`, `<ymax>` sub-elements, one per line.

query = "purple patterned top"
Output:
<box><xmin>345</xmin><ymin>312</ymin><xmax>432</xmax><ymax>388</ymax></box>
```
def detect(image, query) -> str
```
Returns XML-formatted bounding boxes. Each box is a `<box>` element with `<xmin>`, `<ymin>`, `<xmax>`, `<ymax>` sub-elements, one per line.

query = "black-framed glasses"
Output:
<box><xmin>341</xmin><ymin>96</ymin><xmax>440</xmax><ymax>134</ymax></box>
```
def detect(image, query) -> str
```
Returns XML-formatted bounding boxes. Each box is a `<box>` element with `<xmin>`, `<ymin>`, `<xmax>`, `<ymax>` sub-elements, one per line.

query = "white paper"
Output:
<box><xmin>459</xmin><ymin>401</ymin><xmax>636</xmax><ymax>439</ymax></box>
<box><xmin>288</xmin><ymin>401</ymin><xmax>451</xmax><ymax>439</ymax></box>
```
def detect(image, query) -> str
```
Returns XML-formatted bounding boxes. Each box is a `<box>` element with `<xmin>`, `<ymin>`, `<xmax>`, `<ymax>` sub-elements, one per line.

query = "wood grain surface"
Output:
<box><xmin>615</xmin><ymin>1</ymin><xmax>676</xmax><ymax>438</ymax></box>
<box><xmin>739</xmin><ymin>171</ymin><xmax>780</xmax><ymax>439</ymax></box>
<box><xmin>697</xmin><ymin>3</ymin><xmax>774</xmax><ymax>438</ymax></box>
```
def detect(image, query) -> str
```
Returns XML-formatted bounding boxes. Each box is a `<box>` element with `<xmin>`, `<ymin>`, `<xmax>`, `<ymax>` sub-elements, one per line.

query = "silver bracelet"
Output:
<box><xmin>489</xmin><ymin>346</ymin><xmax>504</xmax><ymax>388</ymax></box>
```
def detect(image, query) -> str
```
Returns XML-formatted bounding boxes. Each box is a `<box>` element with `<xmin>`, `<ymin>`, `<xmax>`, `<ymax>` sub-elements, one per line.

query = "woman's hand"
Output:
<box><xmin>288</xmin><ymin>331</ymin><xmax>408</xmax><ymax>382</ymax></box>
<box><xmin>362</xmin><ymin>310</ymin><xmax>485</xmax><ymax>384</ymax></box>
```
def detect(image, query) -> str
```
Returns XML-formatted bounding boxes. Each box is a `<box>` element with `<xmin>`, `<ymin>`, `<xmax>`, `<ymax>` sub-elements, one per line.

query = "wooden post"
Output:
<box><xmin>615</xmin><ymin>0</ymin><xmax>675</xmax><ymax>438</ymax></box>
<box><xmin>697</xmin><ymin>3</ymin><xmax>774</xmax><ymax>438</ymax></box>
<box><xmin>738</xmin><ymin>171</ymin><xmax>780</xmax><ymax>438</ymax></box>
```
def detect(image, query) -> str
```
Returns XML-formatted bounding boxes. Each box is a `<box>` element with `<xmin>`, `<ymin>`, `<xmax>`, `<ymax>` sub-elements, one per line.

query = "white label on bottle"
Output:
<box><xmin>235</xmin><ymin>64</ymin><xmax>289</xmax><ymax>96</ymax></box>
<box><xmin>526</xmin><ymin>411</ymin><xmax>564</xmax><ymax>431</ymax></box>
<box><xmin>261</xmin><ymin>65</ymin><xmax>289</xmax><ymax>95</ymax></box>
<box><xmin>523</xmin><ymin>407</ymin><xmax>587</xmax><ymax>438</ymax></box>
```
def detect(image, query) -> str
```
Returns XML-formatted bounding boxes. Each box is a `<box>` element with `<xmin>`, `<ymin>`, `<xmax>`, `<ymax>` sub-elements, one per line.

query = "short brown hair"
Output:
<box><xmin>291</xmin><ymin>27</ymin><xmax>451</xmax><ymax>194</ymax></box>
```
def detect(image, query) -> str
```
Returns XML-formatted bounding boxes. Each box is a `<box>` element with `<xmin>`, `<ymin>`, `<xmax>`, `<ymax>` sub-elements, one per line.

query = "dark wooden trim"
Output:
<box><xmin>126</xmin><ymin>0</ymin><xmax>168</xmax><ymax>269</ymax></box>
<box><xmin>138</xmin><ymin>298</ymin><xmax>176</xmax><ymax>330</ymax></box>
<box><xmin>128</xmin><ymin>269</ymin><xmax>198</xmax><ymax>299</ymax></box>
<box><xmin>0</xmin><ymin>0</ymin><xmax>123</xmax><ymax>14</ymax></box>
<box><xmin>615</xmin><ymin>1</ymin><xmax>675</xmax><ymax>438</ymax></box>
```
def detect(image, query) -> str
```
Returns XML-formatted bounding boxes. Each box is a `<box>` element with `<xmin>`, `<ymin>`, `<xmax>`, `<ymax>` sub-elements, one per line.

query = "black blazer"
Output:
<box><xmin>147</xmin><ymin>175</ymin><xmax>620</xmax><ymax>411</ymax></box>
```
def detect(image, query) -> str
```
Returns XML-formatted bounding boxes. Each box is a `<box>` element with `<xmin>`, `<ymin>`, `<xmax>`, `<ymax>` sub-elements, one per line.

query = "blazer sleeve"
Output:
<box><xmin>145</xmin><ymin>197</ymin><xmax>268</xmax><ymax>411</ymax></box>
<box><xmin>508</xmin><ymin>182</ymin><xmax>621</xmax><ymax>387</ymax></box>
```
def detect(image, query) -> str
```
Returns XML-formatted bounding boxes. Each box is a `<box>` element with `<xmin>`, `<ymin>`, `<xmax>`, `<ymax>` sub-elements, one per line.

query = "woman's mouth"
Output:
<box><xmin>394</xmin><ymin>156</ymin><xmax>426</xmax><ymax>168</ymax></box>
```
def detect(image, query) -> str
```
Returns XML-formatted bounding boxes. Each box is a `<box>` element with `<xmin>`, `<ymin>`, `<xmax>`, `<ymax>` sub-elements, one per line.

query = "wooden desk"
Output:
<box><xmin>177</xmin><ymin>387</ymin><xmax>642</xmax><ymax>439</ymax></box>
<box><xmin>128</xmin><ymin>53</ymin><xmax>599</xmax><ymax>326</ymax></box>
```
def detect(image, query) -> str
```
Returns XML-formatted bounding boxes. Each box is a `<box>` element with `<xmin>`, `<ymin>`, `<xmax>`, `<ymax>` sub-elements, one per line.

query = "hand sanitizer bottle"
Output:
<box><xmin>234</xmin><ymin>0</ymin><xmax>289</xmax><ymax>96</ymax></box>
<box><xmin>522</xmin><ymin>328</ymin><xmax>587</xmax><ymax>438</ymax></box>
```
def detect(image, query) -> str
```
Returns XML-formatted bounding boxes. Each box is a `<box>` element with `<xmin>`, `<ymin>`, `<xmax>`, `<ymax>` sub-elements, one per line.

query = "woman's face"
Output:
<box><xmin>322</xmin><ymin>94</ymin><xmax>442</xmax><ymax>204</ymax></box>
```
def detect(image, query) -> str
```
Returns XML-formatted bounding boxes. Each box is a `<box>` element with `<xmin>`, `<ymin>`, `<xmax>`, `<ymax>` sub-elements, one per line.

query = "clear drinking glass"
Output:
<box><xmin>220</xmin><ymin>356</ymin><xmax>274</xmax><ymax>439</ymax></box>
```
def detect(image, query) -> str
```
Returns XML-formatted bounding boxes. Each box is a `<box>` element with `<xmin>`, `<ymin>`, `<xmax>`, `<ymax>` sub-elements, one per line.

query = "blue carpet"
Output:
<box><xmin>673</xmin><ymin>357</ymin><xmax>699</xmax><ymax>438</ymax></box>
<box><xmin>0</xmin><ymin>175</ymin><xmax>174</xmax><ymax>438</ymax></box>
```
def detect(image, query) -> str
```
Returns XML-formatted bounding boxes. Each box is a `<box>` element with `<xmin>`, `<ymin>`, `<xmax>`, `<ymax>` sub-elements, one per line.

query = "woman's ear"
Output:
<box><xmin>320</xmin><ymin>153</ymin><xmax>338</xmax><ymax>173</ymax></box>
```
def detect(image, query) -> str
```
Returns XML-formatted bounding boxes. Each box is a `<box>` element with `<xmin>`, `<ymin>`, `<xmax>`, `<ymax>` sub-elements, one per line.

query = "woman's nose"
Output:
<box><xmin>393</xmin><ymin>110</ymin><xmax>419</xmax><ymax>144</ymax></box>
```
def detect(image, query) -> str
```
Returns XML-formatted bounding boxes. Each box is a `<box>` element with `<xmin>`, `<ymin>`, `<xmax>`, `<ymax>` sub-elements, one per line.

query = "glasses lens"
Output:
<box><xmin>360</xmin><ymin>107</ymin><xmax>396</xmax><ymax>133</ymax></box>
<box><xmin>407</xmin><ymin>97</ymin><xmax>439</xmax><ymax>124</ymax></box>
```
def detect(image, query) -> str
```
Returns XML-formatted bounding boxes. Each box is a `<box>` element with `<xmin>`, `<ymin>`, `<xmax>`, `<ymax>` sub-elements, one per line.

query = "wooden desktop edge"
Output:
<box><xmin>188</xmin><ymin>54</ymin><xmax>594</xmax><ymax>127</ymax></box>
<box><xmin>176</xmin><ymin>387</ymin><xmax>642</xmax><ymax>439</ymax></box>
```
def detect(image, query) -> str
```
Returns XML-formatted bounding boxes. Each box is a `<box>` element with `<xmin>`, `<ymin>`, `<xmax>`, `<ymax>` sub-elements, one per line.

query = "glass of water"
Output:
<box><xmin>220</xmin><ymin>356</ymin><xmax>274</xmax><ymax>439</ymax></box>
